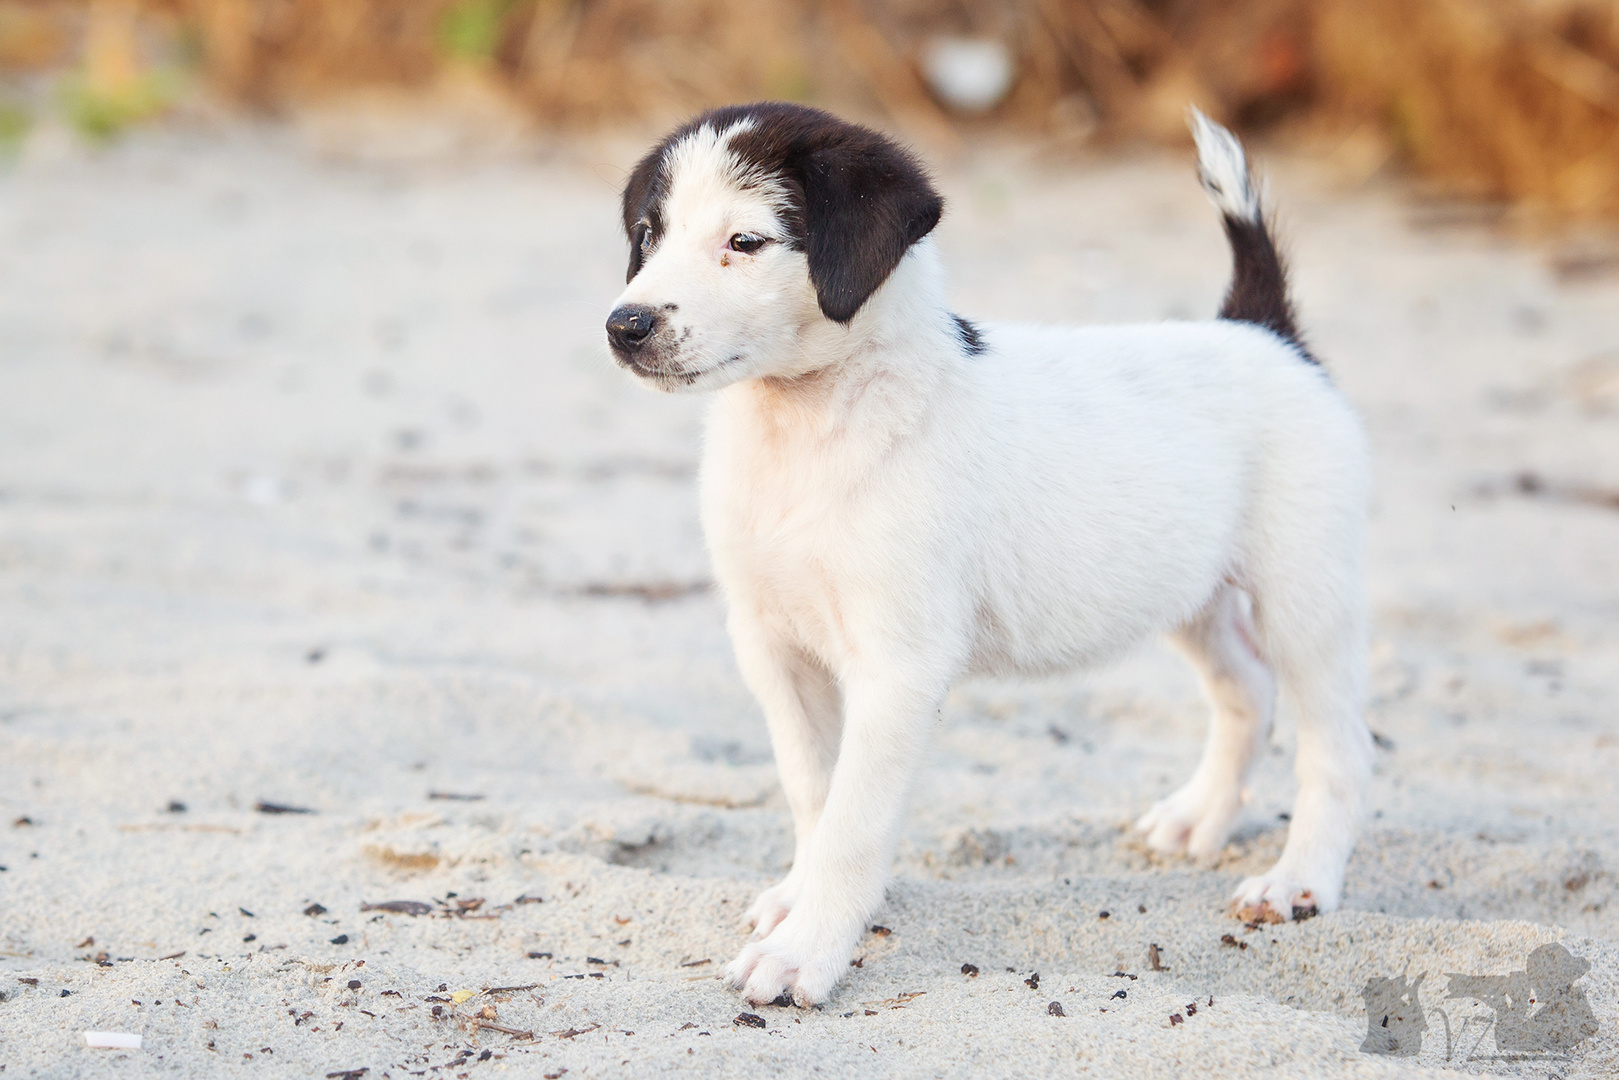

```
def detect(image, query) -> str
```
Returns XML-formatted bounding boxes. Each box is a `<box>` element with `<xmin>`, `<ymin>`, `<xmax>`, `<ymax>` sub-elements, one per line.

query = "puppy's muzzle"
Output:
<box><xmin>606</xmin><ymin>304</ymin><xmax>659</xmax><ymax>357</ymax></box>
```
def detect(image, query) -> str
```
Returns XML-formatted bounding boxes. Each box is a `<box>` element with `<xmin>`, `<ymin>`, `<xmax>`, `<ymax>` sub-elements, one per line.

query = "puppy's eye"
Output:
<box><xmin>727</xmin><ymin>233</ymin><xmax>769</xmax><ymax>254</ymax></box>
<box><xmin>638</xmin><ymin>226</ymin><xmax>654</xmax><ymax>252</ymax></box>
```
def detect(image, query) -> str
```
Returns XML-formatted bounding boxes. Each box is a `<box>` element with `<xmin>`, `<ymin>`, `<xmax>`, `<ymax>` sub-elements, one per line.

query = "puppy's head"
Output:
<box><xmin>606</xmin><ymin>103</ymin><xmax>943</xmax><ymax>392</ymax></box>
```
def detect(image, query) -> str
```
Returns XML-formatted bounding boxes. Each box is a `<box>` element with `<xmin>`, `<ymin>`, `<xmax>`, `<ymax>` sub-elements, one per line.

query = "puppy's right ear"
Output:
<box><xmin>621</xmin><ymin>147</ymin><xmax>665</xmax><ymax>283</ymax></box>
<box><xmin>799</xmin><ymin>138</ymin><xmax>942</xmax><ymax>324</ymax></box>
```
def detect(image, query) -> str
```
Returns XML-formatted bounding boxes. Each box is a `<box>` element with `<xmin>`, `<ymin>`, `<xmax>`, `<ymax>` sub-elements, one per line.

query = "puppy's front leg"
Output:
<box><xmin>728</xmin><ymin>620</ymin><xmax>842</xmax><ymax>939</ymax></box>
<box><xmin>726</xmin><ymin>669</ymin><xmax>944</xmax><ymax>1006</ymax></box>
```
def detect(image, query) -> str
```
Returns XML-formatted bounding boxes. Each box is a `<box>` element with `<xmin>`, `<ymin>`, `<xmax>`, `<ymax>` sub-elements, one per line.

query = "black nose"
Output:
<box><xmin>607</xmin><ymin>305</ymin><xmax>658</xmax><ymax>352</ymax></box>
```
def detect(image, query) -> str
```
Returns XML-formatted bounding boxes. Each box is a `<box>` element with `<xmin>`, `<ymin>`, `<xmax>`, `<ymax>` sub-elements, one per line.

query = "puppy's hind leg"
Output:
<box><xmin>1138</xmin><ymin>585</ymin><xmax>1276</xmax><ymax>858</ymax></box>
<box><xmin>728</xmin><ymin>619</ymin><xmax>842</xmax><ymax>940</ymax></box>
<box><xmin>1232</xmin><ymin>508</ymin><xmax>1372</xmax><ymax>919</ymax></box>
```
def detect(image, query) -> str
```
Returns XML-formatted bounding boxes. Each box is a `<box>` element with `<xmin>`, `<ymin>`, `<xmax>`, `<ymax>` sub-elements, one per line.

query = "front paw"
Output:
<box><xmin>1136</xmin><ymin>777</ymin><xmax>1244</xmax><ymax>858</ymax></box>
<box><xmin>1230</xmin><ymin>870</ymin><xmax>1336</xmax><ymax>923</ymax></box>
<box><xmin>744</xmin><ymin>873</ymin><xmax>800</xmax><ymax>940</ymax></box>
<box><xmin>723</xmin><ymin>911</ymin><xmax>857</xmax><ymax>1007</ymax></box>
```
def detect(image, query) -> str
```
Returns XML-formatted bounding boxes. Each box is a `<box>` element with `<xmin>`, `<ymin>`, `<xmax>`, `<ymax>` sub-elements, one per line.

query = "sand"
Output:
<box><xmin>1</xmin><ymin>112</ymin><xmax>1617</xmax><ymax>1078</ymax></box>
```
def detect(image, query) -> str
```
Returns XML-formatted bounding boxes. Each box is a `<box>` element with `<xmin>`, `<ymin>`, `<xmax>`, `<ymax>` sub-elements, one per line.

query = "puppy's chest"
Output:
<box><xmin>702</xmin><ymin>441</ymin><xmax>866</xmax><ymax>653</ymax></box>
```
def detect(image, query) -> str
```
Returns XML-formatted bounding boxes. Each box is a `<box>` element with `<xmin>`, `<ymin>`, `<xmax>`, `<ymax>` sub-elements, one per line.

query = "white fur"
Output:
<box><xmin>1189</xmin><ymin>106</ymin><xmax>1261</xmax><ymax>223</ymax></box>
<box><xmin>608</xmin><ymin>117</ymin><xmax>1373</xmax><ymax>1007</ymax></box>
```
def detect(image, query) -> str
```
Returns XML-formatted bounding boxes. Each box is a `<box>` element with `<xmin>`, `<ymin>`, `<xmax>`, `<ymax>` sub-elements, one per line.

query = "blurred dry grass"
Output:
<box><xmin>3</xmin><ymin>0</ymin><xmax>1619</xmax><ymax>217</ymax></box>
<box><xmin>1316</xmin><ymin>0</ymin><xmax>1619</xmax><ymax>217</ymax></box>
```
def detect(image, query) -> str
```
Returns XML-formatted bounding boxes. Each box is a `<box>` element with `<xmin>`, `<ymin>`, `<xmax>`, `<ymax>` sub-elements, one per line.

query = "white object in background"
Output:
<box><xmin>240</xmin><ymin>473</ymin><xmax>283</xmax><ymax>505</ymax></box>
<box><xmin>83</xmin><ymin>1032</ymin><xmax>143</xmax><ymax>1050</ymax></box>
<box><xmin>920</xmin><ymin>37</ymin><xmax>1014</xmax><ymax>113</ymax></box>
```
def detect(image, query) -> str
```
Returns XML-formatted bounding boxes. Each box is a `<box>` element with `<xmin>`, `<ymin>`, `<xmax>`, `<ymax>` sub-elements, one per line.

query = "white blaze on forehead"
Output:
<box><xmin>657</xmin><ymin>118</ymin><xmax>794</xmax><ymax>235</ymax></box>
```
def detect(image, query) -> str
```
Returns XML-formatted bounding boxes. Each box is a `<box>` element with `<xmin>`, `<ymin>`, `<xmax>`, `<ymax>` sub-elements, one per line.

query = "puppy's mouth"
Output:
<box><xmin>616</xmin><ymin>348</ymin><xmax>742</xmax><ymax>388</ymax></box>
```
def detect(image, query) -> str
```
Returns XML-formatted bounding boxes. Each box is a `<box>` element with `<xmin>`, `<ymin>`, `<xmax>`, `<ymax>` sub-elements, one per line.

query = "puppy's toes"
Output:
<box><xmin>1230</xmin><ymin>874</ymin><xmax>1322</xmax><ymax>923</ymax></box>
<box><xmin>1137</xmin><ymin>784</ymin><xmax>1240</xmax><ymax>857</ymax></box>
<box><xmin>738</xmin><ymin>947</ymin><xmax>797</xmax><ymax>1007</ymax></box>
<box><xmin>1136</xmin><ymin>797</ymin><xmax>1185</xmax><ymax>847</ymax></box>
<box><xmin>785</xmin><ymin>948</ymin><xmax>847</xmax><ymax>1008</ymax></box>
<box><xmin>725</xmin><ymin>911</ymin><xmax>859</xmax><ymax>1008</ymax></box>
<box><xmin>1185</xmin><ymin>806</ymin><xmax>1240</xmax><ymax>859</ymax></box>
<box><xmin>1142</xmin><ymin>813</ymin><xmax>1192</xmax><ymax>854</ymax></box>
<box><xmin>1134</xmin><ymin>803</ymin><xmax>1166</xmax><ymax>836</ymax></box>
<box><xmin>724</xmin><ymin>941</ymin><xmax>767</xmax><ymax>991</ymax></box>
<box><xmin>744</xmin><ymin>880</ymin><xmax>797</xmax><ymax>940</ymax></box>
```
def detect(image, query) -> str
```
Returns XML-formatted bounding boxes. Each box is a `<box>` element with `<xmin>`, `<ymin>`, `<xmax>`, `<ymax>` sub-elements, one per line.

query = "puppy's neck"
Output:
<box><xmin>724</xmin><ymin>240</ymin><xmax>956</xmax><ymax>439</ymax></box>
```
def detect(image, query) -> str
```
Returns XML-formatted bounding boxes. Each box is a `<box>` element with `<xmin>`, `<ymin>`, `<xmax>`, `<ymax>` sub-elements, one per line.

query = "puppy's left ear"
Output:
<box><xmin>621</xmin><ymin>144</ymin><xmax>665</xmax><ymax>283</ymax></box>
<box><xmin>800</xmin><ymin>139</ymin><xmax>943</xmax><ymax>324</ymax></box>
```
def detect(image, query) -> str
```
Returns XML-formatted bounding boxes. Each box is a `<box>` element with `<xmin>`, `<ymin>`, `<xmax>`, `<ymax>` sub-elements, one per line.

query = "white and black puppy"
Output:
<box><xmin>606</xmin><ymin>102</ymin><xmax>1372</xmax><ymax>1007</ymax></box>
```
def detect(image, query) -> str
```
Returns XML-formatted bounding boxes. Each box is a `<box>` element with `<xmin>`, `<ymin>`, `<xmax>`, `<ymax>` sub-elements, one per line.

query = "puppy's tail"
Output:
<box><xmin>1188</xmin><ymin>108</ymin><xmax>1313</xmax><ymax>362</ymax></box>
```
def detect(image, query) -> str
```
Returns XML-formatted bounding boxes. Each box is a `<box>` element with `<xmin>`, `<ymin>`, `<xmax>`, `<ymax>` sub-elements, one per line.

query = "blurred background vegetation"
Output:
<box><xmin>2</xmin><ymin>0</ymin><xmax>1619</xmax><ymax>218</ymax></box>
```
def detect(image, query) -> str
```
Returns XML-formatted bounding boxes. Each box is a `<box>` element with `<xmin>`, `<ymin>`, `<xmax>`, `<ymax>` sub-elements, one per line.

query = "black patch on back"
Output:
<box><xmin>620</xmin><ymin>102</ymin><xmax>944</xmax><ymax>324</ymax></box>
<box><xmin>951</xmin><ymin>313</ymin><xmax>986</xmax><ymax>356</ymax></box>
<box><xmin>1218</xmin><ymin>214</ymin><xmax>1316</xmax><ymax>363</ymax></box>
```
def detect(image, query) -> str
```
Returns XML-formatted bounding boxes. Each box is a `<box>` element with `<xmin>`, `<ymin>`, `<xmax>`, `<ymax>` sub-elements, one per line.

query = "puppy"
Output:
<box><xmin>606</xmin><ymin>102</ymin><xmax>1372</xmax><ymax>1007</ymax></box>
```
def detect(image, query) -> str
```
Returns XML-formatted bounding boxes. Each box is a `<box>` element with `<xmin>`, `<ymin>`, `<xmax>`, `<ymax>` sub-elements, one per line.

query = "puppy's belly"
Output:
<box><xmin>965</xmin><ymin>614</ymin><xmax>1161</xmax><ymax>680</ymax></box>
<box><xmin>967</xmin><ymin>634</ymin><xmax>1135</xmax><ymax>681</ymax></box>
<box><xmin>964</xmin><ymin>572</ymin><xmax>1218</xmax><ymax>679</ymax></box>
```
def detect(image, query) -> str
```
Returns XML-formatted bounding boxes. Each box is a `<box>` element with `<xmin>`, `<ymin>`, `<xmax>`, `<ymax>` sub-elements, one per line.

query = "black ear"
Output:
<box><xmin>800</xmin><ymin>139</ymin><xmax>943</xmax><ymax>324</ymax></box>
<box><xmin>620</xmin><ymin>145</ymin><xmax>666</xmax><ymax>283</ymax></box>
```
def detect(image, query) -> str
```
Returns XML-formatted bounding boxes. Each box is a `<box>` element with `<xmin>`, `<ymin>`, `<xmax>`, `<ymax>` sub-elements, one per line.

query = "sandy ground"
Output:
<box><xmin>1</xmin><ymin>113</ymin><xmax>1618</xmax><ymax>1078</ymax></box>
